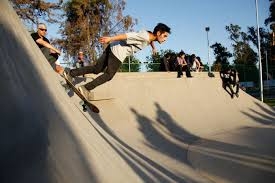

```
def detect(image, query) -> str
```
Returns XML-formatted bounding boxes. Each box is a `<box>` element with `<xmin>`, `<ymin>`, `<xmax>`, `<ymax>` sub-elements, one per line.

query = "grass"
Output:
<box><xmin>244</xmin><ymin>87</ymin><xmax>275</xmax><ymax>107</ymax></box>
<box><xmin>264</xmin><ymin>98</ymin><xmax>275</xmax><ymax>107</ymax></box>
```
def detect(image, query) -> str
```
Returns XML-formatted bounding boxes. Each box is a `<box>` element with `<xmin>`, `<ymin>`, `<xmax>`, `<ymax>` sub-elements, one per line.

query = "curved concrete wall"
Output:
<box><xmin>84</xmin><ymin>72</ymin><xmax>275</xmax><ymax>183</ymax></box>
<box><xmin>1</xmin><ymin>0</ymin><xmax>275</xmax><ymax>182</ymax></box>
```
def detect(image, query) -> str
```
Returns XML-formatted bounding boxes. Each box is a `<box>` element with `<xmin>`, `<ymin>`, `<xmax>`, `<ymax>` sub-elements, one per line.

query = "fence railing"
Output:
<box><xmin>119</xmin><ymin>62</ymin><xmax>275</xmax><ymax>81</ymax></box>
<box><xmin>62</xmin><ymin>61</ymin><xmax>275</xmax><ymax>84</ymax></box>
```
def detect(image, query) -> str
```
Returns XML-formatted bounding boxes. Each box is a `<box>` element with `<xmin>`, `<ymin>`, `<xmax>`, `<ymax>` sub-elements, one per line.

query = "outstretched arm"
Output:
<box><xmin>195</xmin><ymin>59</ymin><xmax>201</xmax><ymax>70</ymax></box>
<box><xmin>99</xmin><ymin>34</ymin><xmax>127</xmax><ymax>44</ymax></box>
<box><xmin>36</xmin><ymin>38</ymin><xmax>61</xmax><ymax>54</ymax></box>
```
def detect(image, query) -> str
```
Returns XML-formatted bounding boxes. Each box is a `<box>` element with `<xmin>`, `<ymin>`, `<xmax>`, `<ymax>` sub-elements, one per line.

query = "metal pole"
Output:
<box><xmin>128</xmin><ymin>56</ymin><xmax>131</xmax><ymax>72</ymax></box>
<box><xmin>255</xmin><ymin>0</ymin><xmax>263</xmax><ymax>102</ymax></box>
<box><xmin>205</xmin><ymin>27</ymin><xmax>211</xmax><ymax>72</ymax></box>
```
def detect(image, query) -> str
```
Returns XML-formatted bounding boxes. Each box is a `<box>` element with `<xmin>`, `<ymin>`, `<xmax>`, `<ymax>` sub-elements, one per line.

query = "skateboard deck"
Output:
<box><xmin>63</xmin><ymin>77</ymin><xmax>99</xmax><ymax>113</ymax></box>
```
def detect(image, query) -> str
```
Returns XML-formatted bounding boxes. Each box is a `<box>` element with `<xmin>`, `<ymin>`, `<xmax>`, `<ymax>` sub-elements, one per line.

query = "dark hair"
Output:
<box><xmin>153</xmin><ymin>23</ymin><xmax>171</xmax><ymax>34</ymax></box>
<box><xmin>164</xmin><ymin>53</ymin><xmax>171</xmax><ymax>58</ymax></box>
<box><xmin>178</xmin><ymin>50</ymin><xmax>185</xmax><ymax>57</ymax></box>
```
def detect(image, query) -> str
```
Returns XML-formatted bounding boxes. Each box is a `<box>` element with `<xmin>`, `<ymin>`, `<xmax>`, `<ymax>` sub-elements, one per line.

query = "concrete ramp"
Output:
<box><xmin>1</xmin><ymin>0</ymin><xmax>275</xmax><ymax>182</ymax></box>
<box><xmin>88</xmin><ymin>73</ymin><xmax>275</xmax><ymax>183</ymax></box>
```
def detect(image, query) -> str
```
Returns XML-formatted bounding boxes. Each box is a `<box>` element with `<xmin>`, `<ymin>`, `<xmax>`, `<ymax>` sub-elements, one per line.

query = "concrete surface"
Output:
<box><xmin>1</xmin><ymin>0</ymin><xmax>275</xmax><ymax>182</ymax></box>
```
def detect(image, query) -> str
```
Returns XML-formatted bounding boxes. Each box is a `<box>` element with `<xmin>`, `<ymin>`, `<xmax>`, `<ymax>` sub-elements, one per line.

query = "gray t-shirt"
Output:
<box><xmin>110</xmin><ymin>30</ymin><xmax>150</xmax><ymax>62</ymax></box>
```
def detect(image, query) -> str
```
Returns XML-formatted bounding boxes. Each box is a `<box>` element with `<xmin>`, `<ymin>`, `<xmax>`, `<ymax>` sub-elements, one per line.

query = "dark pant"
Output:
<box><xmin>177</xmin><ymin>65</ymin><xmax>192</xmax><ymax>78</ymax></box>
<box><xmin>232</xmin><ymin>82</ymin><xmax>240</xmax><ymax>94</ymax></box>
<box><xmin>70</xmin><ymin>47</ymin><xmax>121</xmax><ymax>90</ymax></box>
<box><xmin>183</xmin><ymin>65</ymin><xmax>192</xmax><ymax>77</ymax></box>
<box><xmin>223</xmin><ymin>80</ymin><xmax>234</xmax><ymax>95</ymax></box>
<box><xmin>40</xmin><ymin>47</ymin><xmax>58</xmax><ymax>69</ymax></box>
<box><xmin>222</xmin><ymin>79</ymin><xmax>239</xmax><ymax>97</ymax></box>
<box><xmin>177</xmin><ymin>65</ymin><xmax>183</xmax><ymax>78</ymax></box>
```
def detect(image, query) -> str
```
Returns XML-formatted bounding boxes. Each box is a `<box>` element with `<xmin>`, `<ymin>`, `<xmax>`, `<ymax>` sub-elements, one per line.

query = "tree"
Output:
<box><xmin>247</xmin><ymin>27</ymin><xmax>270</xmax><ymax>49</ymax></box>
<box><xmin>210</xmin><ymin>42</ymin><xmax>232</xmax><ymax>71</ymax></box>
<box><xmin>119</xmin><ymin>56</ymin><xmax>141</xmax><ymax>72</ymax></box>
<box><xmin>226</xmin><ymin>24</ymin><xmax>257</xmax><ymax>66</ymax></box>
<box><xmin>226</xmin><ymin>24</ymin><xmax>258</xmax><ymax>82</ymax></box>
<box><xmin>145</xmin><ymin>49</ymin><xmax>175</xmax><ymax>72</ymax></box>
<box><xmin>265</xmin><ymin>0</ymin><xmax>275</xmax><ymax>69</ymax></box>
<box><xmin>247</xmin><ymin>26</ymin><xmax>272</xmax><ymax>72</ymax></box>
<box><xmin>264</xmin><ymin>0</ymin><xmax>275</xmax><ymax>26</ymax></box>
<box><xmin>9</xmin><ymin>0</ymin><xmax>63</xmax><ymax>26</ymax></box>
<box><xmin>60</xmin><ymin>0</ymin><xmax>137</xmax><ymax>63</ymax></box>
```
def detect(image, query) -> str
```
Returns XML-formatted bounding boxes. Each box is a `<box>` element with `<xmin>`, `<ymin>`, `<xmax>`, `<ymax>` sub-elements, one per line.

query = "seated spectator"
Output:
<box><xmin>74</xmin><ymin>51</ymin><xmax>91</xmax><ymax>77</ymax></box>
<box><xmin>176</xmin><ymin>51</ymin><xmax>192</xmax><ymax>78</ymax></box>
<box><xmin>176</xmin><ymin>51</ymin><xmax>186</xmax><ymax>78</ymax></box>
<box><xmin>74</xmin><ymin>51</ymin><xmax>86</xmax><ymax>68</ymax></box>
<box><xmin>31</xmin><ymin>23</ymin><xmax>64</xmax><ymax>74</ymax></box>
<box><xmin>190</xmin><ymin>54</ymin><xmax>201</xmax><ymax>72</ymax></box>
<box><xmin>196</xmin><ymin>56</ymin><xmax>204</xmax><ymax>71</ymax></box>
<box><xmin>169</xmin><ymin>53</ymin><xmax>177</xmax><ymax>71</ymax></box>
<box><xmin>183</xmin><ymin>54</ymin><xmax>192</xmax><ymax>77</ymax></box>
<box><xmin>159</xmin><ymin>53</ymin><xmax>171</xmax><ymax>72</ymax></box>
<box><xmin>185</xmin><ymin>54</ymin><xmax>192</xmax><ymax>66</ymax></box>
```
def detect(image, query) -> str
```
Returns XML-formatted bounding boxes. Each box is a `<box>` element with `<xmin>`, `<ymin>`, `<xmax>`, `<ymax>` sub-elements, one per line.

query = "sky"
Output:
<box><xmin>123</xmin><ymin>0</ymin><xmax>270</xmax><ymax>65</ymax></box>
<box><xmin>46</xmin><ymin>0</ymin><xmax>271</xmax><ymax>67</ymax></box>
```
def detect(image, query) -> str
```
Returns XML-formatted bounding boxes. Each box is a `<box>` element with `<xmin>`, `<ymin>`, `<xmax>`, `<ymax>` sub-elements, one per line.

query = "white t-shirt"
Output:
<box><xmin>192</xmin><ymin>60</ymin><xmax>197</xmax><ymax>69</ymax></box>
<box><xmin>192</xmin><ymin>58</ymin><xmax>199</xmax><ymax>70</ymax></box>
<box><xmin>110</xmin><ymin>30</ymin><xmax>150</xmax><ymax>62</ymax></box>
<box><xmin>55</xmin><ymin>60</ymin><xmax>60</xmax><ymax>66</ymax></box>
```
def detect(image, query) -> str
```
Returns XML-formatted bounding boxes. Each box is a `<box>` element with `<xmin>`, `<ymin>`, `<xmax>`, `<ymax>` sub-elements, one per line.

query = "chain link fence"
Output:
<box><xmin>119</xmin><ymin>62</ymin><xmax>275</xmax><ymax>98</ymax></box>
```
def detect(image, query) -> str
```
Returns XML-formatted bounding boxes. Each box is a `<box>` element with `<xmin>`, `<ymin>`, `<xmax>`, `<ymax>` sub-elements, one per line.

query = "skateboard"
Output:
<box><xmin>63</xmin><ymin>77</ymin><xmax>100</xmax><ymax>113</ymax></box>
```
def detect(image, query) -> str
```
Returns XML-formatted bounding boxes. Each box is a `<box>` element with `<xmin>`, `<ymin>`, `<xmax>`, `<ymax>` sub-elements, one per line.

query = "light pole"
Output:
<box><xmin>128</xmin><ymin>56</ymin><xmax>131</xmax><ymax>72</ymax></box>
<box><xmin>205</xmin><ymin>27</ymin><xmax>211</xmax><ymax>73</ymax></box>
<box><xmin>255</xmin><ymin>0</ymin><xmax>263</xmax><ymax>102</ymax></box>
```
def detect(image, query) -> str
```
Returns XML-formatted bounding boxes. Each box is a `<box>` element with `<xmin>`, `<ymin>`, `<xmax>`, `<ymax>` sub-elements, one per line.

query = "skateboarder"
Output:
<box><xmin>64</xmin><ymin>23</ymin><xmax>171</xmax><ymax>100</ymax></box>
<box><xmin>229</xmin><ymin>68</ymin><xmax>240</xmax><ymax>97</ymax></box>
<box><xmin>220</xmin><ymin>66</ymin><xmax>240</xmax><ymax>98</ymax></box>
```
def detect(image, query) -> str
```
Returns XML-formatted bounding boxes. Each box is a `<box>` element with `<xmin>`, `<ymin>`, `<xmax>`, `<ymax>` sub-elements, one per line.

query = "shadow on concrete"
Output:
<box><xmin>242</xmin><ymin>101</ymin><xmax>275</xmax><ymax>125</ymax></box>
<box><xmin>87</xmin><ymin>98</ymin><xmax>275</xmax><ymax>182</ymax></box>
<box><xmin>188</xmin><ymin>126</ymin><xmax>275</xmax><ymax>183</ymax></box>
<box><xmin>82</xmin><ymin>95</ymin><xmax>275</xmax><ymax>183</ymax></box>
<box><xmin>154</xmin><ymin>102</ymin><xmax>200</xmax><ymax>144</ymax></box>
<box><xmin>90</xmin><ymin>110</ymin><xmax>191</xmax><ymax>183</ymax></box>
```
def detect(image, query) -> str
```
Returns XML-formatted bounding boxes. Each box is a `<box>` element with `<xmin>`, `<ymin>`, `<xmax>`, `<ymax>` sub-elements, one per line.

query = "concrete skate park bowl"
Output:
<box><xmin>1</xmin><ymin>0</ymin><xmax>275</xmax><ymax>182</ymax></box>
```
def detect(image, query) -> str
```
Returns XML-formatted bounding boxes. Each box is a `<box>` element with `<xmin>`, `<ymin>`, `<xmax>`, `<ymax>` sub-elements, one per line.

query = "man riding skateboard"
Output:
<box><xmin>220</xmin><ymin>66</ymin><xmax>240</xmax><ymax>98</ymax></box>
<box><xmin>64</xmin><ymin>23</ymin><xmax>171</xmax><ymax>100</ymax></box>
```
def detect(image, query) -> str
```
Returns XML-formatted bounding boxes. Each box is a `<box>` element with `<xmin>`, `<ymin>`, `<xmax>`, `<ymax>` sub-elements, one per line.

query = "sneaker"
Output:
<box><xmin>235</xmin><ymin>93</ymin><xmax>239</xmax><ymax>98</ymax></box>
<box><xmin>63</xmin><ymin>68</ymin><xmax>73</xmax><ymax>83</ymax></box>
<box><xmin>78</xmin><ymin>85</ymin><xmax>93</xmax><ymax>100</ymax></box>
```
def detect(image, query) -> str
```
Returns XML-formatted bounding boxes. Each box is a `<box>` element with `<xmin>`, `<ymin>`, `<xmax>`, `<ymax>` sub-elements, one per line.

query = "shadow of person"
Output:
<box><xmin>130</xmin><ymin>107</ymin><xmax>190</xmax><ymax>165</ymax></box>
<box><xmin>154</xmin><ymin>102</ymin><xmax>200</xmax><ymax>144</ymax></box>
<box><xmin>241</xmin><ymin>101</ymin><xmax>275</xmax><ymax>125</ymax></box>
<box><xmin>89</xmin><ymin>108</ymin><xmax>187</xmax><ymax>183</ymax></box>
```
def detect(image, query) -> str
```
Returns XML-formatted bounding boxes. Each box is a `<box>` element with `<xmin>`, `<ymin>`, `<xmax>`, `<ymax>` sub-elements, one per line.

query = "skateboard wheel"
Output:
<box><xmin>82</xmin><ymin>104</ymin><xmax>87</xmax><ymax>112</ymax></box>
